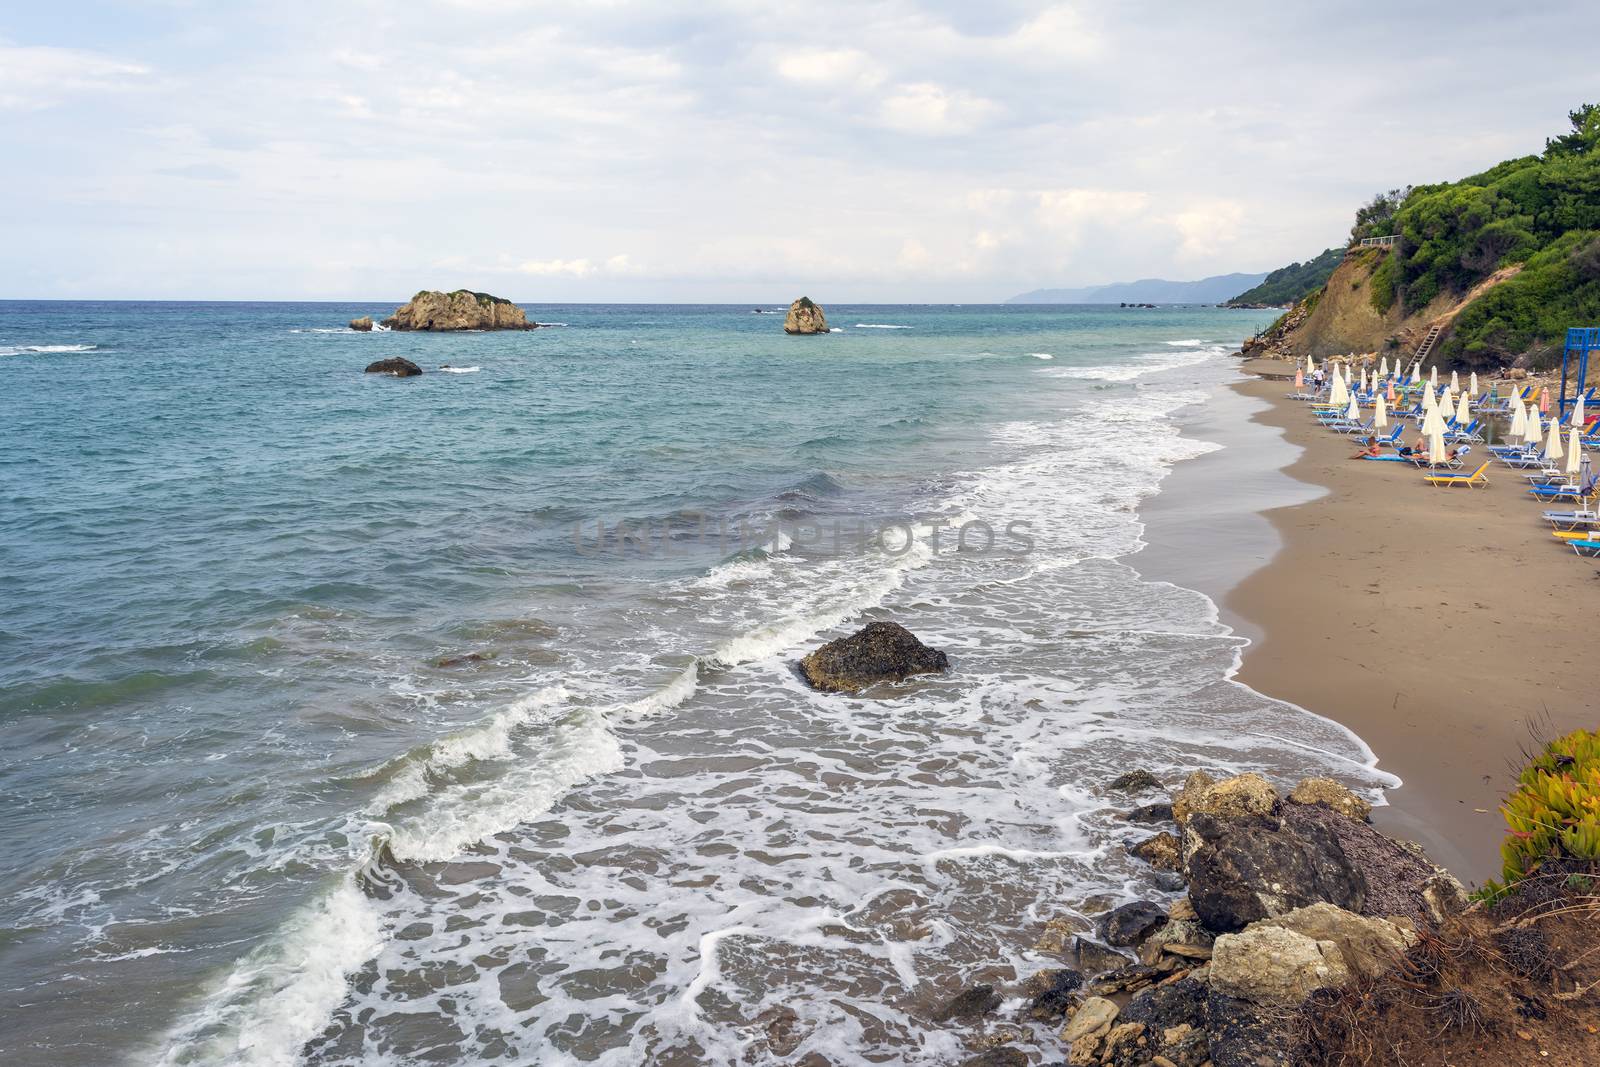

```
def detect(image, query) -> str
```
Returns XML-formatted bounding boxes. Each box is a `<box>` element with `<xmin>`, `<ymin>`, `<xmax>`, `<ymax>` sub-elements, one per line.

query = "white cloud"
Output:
<box><xmin>877</xmin><ymin>82</ymin><xmax>1000</xmax><ymax>135</ymax></box>
<box><xmin>0</xmin><ymin>40</ymin><xmax>149</xmax><ymax>110</ymax></box>
<box><xmin>775</xmin><ymin>48</ymin><xmax>885</xmax><ymax>89</ymax></box>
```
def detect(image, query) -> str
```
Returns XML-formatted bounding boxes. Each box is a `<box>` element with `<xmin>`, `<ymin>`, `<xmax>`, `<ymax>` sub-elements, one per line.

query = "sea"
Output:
<box><xmin>0</xmin><ymin>302</ymin><xmax>1392</xmax><ymax>1066</ymax></box>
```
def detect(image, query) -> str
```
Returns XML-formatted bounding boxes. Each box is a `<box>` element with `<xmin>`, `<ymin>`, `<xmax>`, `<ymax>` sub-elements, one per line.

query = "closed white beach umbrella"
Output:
<box><xmin>1307</xmin><ymin>355</ymin><xmax>1316</xmax><ymax>374</ymax></box>
<box><xmin>1428</xmin><ymin>432</ymin><xmax>1446</xmax><ymax>466</ymax></box>
<box><xmin>1359</xmin><ymin>367</ymin><xmax>1368</xmax><ymax>393</ymax></box>
<box><xmin>1450</xmin><ymin>369</ymin><xmax>1459</xmax><ymax>391</ymax></box>
<box><xmin>1422</xmin><ymin>386</ymin><xmax>1436</xmax><ymax>414</ymax></box>
<box><xmin>1411</xmin><ymin>361</ymin><xmax>1421</xmax><ymax>381</ymax></box>
<box><xmin>1430</xmin><ymin>365</ymin><xmax>1439</xmax><ymax>388</ymax></box>
<box><xmin>1469</xmin><ymin>371</ymin><xmax>1479</xmax><ymax>396</ymax></box>
<box><xmin>1374</xmin><ymin>393</ymin><xmax>1389</xmax><ymax>429</ymax></box>
<box><xmin>1380</xmin><ymin>356</ymin><xmax>1389</xmax><ymax>378</ymax></box>
<box><xmin>1576</xmin><ymin>394</ymin><xmax>1587</xmax><ymax>426</ymax></box>
<box><xmin>1547</xmin><ymin>418</ymin><xmax>1565</xmax><ymax>461</ymax></box>
<box><xmin>1330</xmin><ymin>370</ymin><xmax>1348</xmax><ymax>407</ymax></box>
<box><xmin>1510</xmin><ymin>398</ymin><xmax>1527</xmax><ymax>437</ymax></box>
<box><xmin>1525</xmin><ymin>407</ymin><xmax>1544</xmax><ymax>446</ymax></box>
<box><xmin>1568</xmin><ymin>428</ymin><xmax>1583</xmax><ymax>475</ymax></box>
<box><xmin>1346</xmin><ymin>394</ymin><xmax>1361</xmax><ymax>421</ymax></box>
<box><xmin>1422</xmin><ymin>403</ymin><xmax>1445</xmax><ymax>438</ymax></box>
<box><xmin>1454</xmin><ymin>390</ymin><xmax>1472</xmax><ymax>426</ymax></box>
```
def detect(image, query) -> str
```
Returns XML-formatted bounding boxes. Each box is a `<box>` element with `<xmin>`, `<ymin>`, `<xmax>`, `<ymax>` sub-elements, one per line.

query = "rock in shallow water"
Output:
<box><xmin>798</xmin><ymin>621</ymin><xmax>948</xmax><ymax>692</ymax></box>
<box><xmin>349</xmin><ymin>315</ymin><xmax>373</xmax><ymax>331</ymax></box>
<box><xmin>1099</xmin><ymin>900</ymin><xmax>1167</xmax><ymax>946</ymax></box>
<box><xmin>364</xmin><ymin>357</ymin><xmax>423</xmax><ymax>377</ymax></box>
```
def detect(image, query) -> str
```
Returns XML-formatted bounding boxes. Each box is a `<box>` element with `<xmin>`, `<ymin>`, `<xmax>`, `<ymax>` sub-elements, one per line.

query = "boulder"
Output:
<box><xmin>1421</xmin><ymin>869</ymin><xmax>1472</xmax><ymax>926</ymax></box>
<box><xmin>783</xmin><ymin>296</ymin><xmax>828</xmax><ymax>334</ymax></box>
<box><xmin>1288</xmin><ymin>777</ymin><xmax>1372</xmax><ymax>822</ymax></box>
<box><xmin>1108</xmin><ymin>769</ymin><xmax>1162</xmax><ymax>793</ymax></box>
<box><xmin>1209</xmin><ymin>924</ymin><xmax>1350</xmax><ymax>1006</ymax></box>
<box><xmin>1100</xmin><ymin>1021</ymin><xmax>1152</xmax><ymax>1066</ymax></box>
<box><xmin>1191</xmin><ymin>772</ymin><xmax>1279</xmax><ymax>822</ymax></box>
<box><xmin>798</xmin><ymin>621</ymin><xmax>948</xmax><ymax>692</ymax></box>
<box><xmin>349</xmin><ymin>315</ymin><xmax>373</xmax><ymax>331</ymax></box>
<box><xmin>1130</xmin><ymin>831</ymin><xmax>1182</xmax><ymax>871</ymax></box>
<box><xmin>1100</xmin><ymin>900</ymin><xmax>1167</xmax><ymax>946</ymax></box>
<box><xmin>1170</xmin><ymin>771</ymin><xmax>1216</xmax><ymax>825</ymax></box>
<box><xmin>1122</xmin><ymin>975</ymin><xmax>1209</xmax><ymax>1034</ymax></box>
<box><xmin>1256</xmin><ymin>902</ymin><xmax>1414</xmax><ymax>979</ymax></box>
<box><xmin>1184</xmin><ymin>813</ymin><xmax>1366</xmax><ymax>932</ymax></box>
<box><xmin>364</xmin><ymin>357</ymin><xmax>423</xmax><ymax>377</ymax></box>
<box><xmin>382</xmin><ymin>290</ymin><xmax>536</xmax><ymax>331</ymax></box>
<box><xmin>1123</xmin><ymin>801</ymin><xmax>1175</xmax><ymax>824</ymax></box>
<box><xmin>1205</xmin><ymin>991</ymin><xmax>1296</xmax><ymax>1067</ymax></box>
<box><xmin>1074</xmin><ymin>936</ymin><xmax>1131</xmax><ymax>974</ymax></box>
<box><xmin>1026</xmin><ymin>968</ymin><xmax>1085</xmax><ymax>1020</ymax></box>
<box><xmin>932</xmin><ymin>982</ymin><xmax>1001</xmax><ymax>1023</ymax></box>
<box><xmin>1061</xmin><ymin>996</ymin><xmax>1119</xmax><ymax>1062</ymax></box>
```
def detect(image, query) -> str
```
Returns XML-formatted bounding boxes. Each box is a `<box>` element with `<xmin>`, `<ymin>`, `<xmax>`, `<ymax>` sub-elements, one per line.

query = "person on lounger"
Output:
<box><xmin>1351</xmin><ymin>436</ymin><xmax>1381</xmax><ymax>459</ymax></box>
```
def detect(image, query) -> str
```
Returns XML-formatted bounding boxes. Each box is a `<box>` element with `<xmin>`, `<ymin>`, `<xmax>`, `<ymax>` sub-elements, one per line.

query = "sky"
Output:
<box><xmin>3</xmin><ymin>0</ymin><xmax>1599</xmax><ymax>302</ymax></box>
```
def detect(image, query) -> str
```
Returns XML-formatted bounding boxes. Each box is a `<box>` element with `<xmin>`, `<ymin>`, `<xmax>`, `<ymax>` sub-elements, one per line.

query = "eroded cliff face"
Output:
<box><xmin>1244</xmin><ymin>251</ymin><xmax>1520</xmax><ymax>362</ymax></box>
<box><xmin>383</xmin><ymin>291</ymin><xmax>537</xmax><ymax>331</ymax></box>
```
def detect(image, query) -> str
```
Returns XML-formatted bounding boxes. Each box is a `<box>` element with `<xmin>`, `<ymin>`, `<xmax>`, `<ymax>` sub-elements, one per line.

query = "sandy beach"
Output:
<box><xmin>1222</xmin><ymin>357</ymin><xmax>1598</xmax><ymax>883</ymax></box>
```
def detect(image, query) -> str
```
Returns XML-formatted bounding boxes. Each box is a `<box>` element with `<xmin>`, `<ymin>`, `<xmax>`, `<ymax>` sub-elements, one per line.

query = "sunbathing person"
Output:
<box><xmin>1351</xmin><ymin>436</ymin><xmax>1381</xmax><ymax>459</ymax></box>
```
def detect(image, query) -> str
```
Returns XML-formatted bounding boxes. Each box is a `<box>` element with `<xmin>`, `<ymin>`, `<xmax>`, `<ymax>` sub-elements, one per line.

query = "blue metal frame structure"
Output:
<box><xmin>1561</xmin><ymin>328</ymin><xmax>1599</xmax><ymax>419</ymax></box>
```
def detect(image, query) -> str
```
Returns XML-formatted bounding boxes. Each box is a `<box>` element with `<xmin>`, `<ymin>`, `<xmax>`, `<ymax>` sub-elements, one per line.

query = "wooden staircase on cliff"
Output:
<box><xmin>1413</xmin><ymin>323</ymin><xmax>1444</xmax><ymax>363</ymax></box>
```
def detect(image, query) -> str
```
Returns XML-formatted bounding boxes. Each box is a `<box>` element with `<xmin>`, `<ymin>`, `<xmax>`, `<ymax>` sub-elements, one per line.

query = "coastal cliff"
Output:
<box><xmin>1242</xmin><ymin>103</ymin><xmax>1600</xmax><ymax>371</ymax></box>
<box><xmin>382</xmin><ymin>290</ymin><xmax>537</xmax><ymax>331</ymax></box>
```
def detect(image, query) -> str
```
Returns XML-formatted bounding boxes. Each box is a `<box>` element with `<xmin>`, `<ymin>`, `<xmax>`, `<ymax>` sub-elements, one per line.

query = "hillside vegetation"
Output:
<box><xmin>1225</xmin><ymin>247</ymin><xmax>1342</xmax><ymax>307</ymax></box>
<box><xmin>1251</xmin><ymin>105</ymin><xmax>1600</xmax><ymax>369</ymax></box>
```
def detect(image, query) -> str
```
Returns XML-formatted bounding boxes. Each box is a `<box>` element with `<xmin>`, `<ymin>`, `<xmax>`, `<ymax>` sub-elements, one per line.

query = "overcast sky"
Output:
<box><xmin>4</xmin><ymin>1</ymin><xmax>1597</xmax><ymax>302</ymax></box>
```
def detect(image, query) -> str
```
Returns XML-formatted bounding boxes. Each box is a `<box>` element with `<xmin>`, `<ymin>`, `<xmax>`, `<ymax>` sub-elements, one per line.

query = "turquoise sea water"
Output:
<box><xmin>1</xmin><ymin>302</ymin><xmax>1386</xmax><ymax>1066</ymax></box>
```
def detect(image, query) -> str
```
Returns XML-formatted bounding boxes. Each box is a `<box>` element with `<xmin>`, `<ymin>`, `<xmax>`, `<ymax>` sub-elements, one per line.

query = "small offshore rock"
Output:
<box><xmin>364</xmin><ymin>357</ymin><xmax>423</xmax><ymax>377</ymax></box>
<box><xmin>783</xmin><ymin>295</ymin><xmax>828</xmax><ymax>334</ymax></box>
<box><xmin>1209</xmin><ymin>924</ymin><xmax>1350</xmax><ymax>1006</ymax></box>
<box><xmin>383</xmin><ymin>289</ymin><xmax>536</xmax><ymax>331</ymax></box>
<box><xmin>1108</xmin><ymin>769</ymin><xmax>1162</xmax><ymax>793</ymax></box>
<box><xmin>798</xmin><ymin>621</ymin><xmax>949</xmax><ymax>692</ymax></box>
<box><xmin>1100</xmin><ymin>900</ymin><xmax>1167</xmax><ymax>946</ymax></box>
<box><xmin>1123</xmin><ymin>801</ymin><xmax>1175</xmax><ymax>824</ymax></box>
<box><xmin>1130</xmin><ymin>832</ymin><xmax>1182</xmax><ymax>871</ymax></box>
<box><xmin>349</xmin><ymin>315</ymin><xmax>373</xmax><ymax>331</ymax></box>
<box><xmin>933</xmin><ymin>982</ymin><xmax>1001</xmax><ymax>1023</ymax></box>
<box><xmin>1289</xmin><ymin>777</ymin><xmax>1372</xmax><ymax>822</ymax></box>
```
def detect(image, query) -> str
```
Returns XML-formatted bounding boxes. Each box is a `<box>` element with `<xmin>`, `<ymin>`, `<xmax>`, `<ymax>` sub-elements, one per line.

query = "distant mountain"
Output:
<box><xmin>1224</xmin><ymin>248</ymin><xmax>1343</xmax><ymax>307</ymax></box>
<box><xmin>1006</xmin><ymin>272</ymin><xmax>1269</xmax><ymax>305</ymax></box>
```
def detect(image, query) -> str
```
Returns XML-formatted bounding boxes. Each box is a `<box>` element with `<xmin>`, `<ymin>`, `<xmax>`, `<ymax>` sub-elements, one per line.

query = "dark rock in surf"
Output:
<box><xmin>1099</xmin><ymin>901</ymin><xmax>1167</xmax><ymax>947</ymax></box>
<box><xmin>798</xmin><ymin>621</ymin><xmax>948</xmax><ymax>692</ymax></box>
<box><xmin>1107</xmin><ymin>769</ymin><xmax>1162</xmax><ymax>793</ymax></box>
<box><xmin>364</xmin><ymin>357</ymin><xmax>423</xmax><ymax>377</ymax></box>
<box><xmin>932</xmin><ymin>982</ymin><xmax>1001</xmax><ymax>1023</ymax></box>
<box><xmin>350</xmin><ymin>316</ymin><xmax>374</xmax><ymax>331</ymax></box>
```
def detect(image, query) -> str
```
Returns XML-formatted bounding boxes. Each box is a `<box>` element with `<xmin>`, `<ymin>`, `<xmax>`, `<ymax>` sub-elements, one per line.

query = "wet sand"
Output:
<box><xmin>1219</xmin><ymin>357</ymin><xmax>1598</xmax><ymax>883</ymax></box>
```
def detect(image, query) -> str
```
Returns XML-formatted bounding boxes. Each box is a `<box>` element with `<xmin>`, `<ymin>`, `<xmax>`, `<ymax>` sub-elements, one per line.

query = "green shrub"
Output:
<box><xmin>1480</xmin><ymin>729</ymin><xmax>1600</xmax><ymax>901</ymax></box>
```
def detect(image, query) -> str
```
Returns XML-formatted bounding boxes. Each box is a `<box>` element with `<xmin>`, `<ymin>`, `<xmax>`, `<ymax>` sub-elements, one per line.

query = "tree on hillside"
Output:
<box><xmin>1349</xmin><ymin>187</ymin><xmax>1412</xmax><ymax>242</ymax></box>
<box><xmin>1545</xmin><ymin>103</ymin><xmax>1600</xmax><ymax>158</ymax></box>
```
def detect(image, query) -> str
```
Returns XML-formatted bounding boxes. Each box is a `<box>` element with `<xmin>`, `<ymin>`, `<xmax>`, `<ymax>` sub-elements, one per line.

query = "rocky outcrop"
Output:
<box><xmin>1173</xmin><ymin>771</ymin><xmax>1277</xmax><ymax>826</ymax></box>
<box><xmin>1185</xmin><ymin>811</ymin><xmax>1366</xmax><ymax>931</ymax></box>
<box><xmin>382</xmin><ymin>290</ymin><xmax>536</xmax><ymax>331</ymax></box>
<box><xmin>783</xmin><ymin>296</ymin><xmax>828</xmax><ymax>334</ymax></box>
<box><xmin>798</xmin><ymin>621</ymin><xmax>948</xmax><ymax>692</ymax></box>
<box><xmin>364</xmin><ymin>357</ymin><xmax>423</xmax><ymax>377</ymax></box>
<box><xmin>349</xmin><ymin>316</ymin><xmax>374</xmax><ymax>332</ymax></box>
<box><xmin>1288</xmin><ymin>776</ymin><xmax>1372</xmax><ymax>822</ymax></box>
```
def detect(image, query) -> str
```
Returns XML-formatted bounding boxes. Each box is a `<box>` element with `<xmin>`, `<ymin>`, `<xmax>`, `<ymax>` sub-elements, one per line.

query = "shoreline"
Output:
<box><xmin>1212</xmin><ymin>357</ymin><xmax>1597</xmax><ymax>883</ymax></box>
